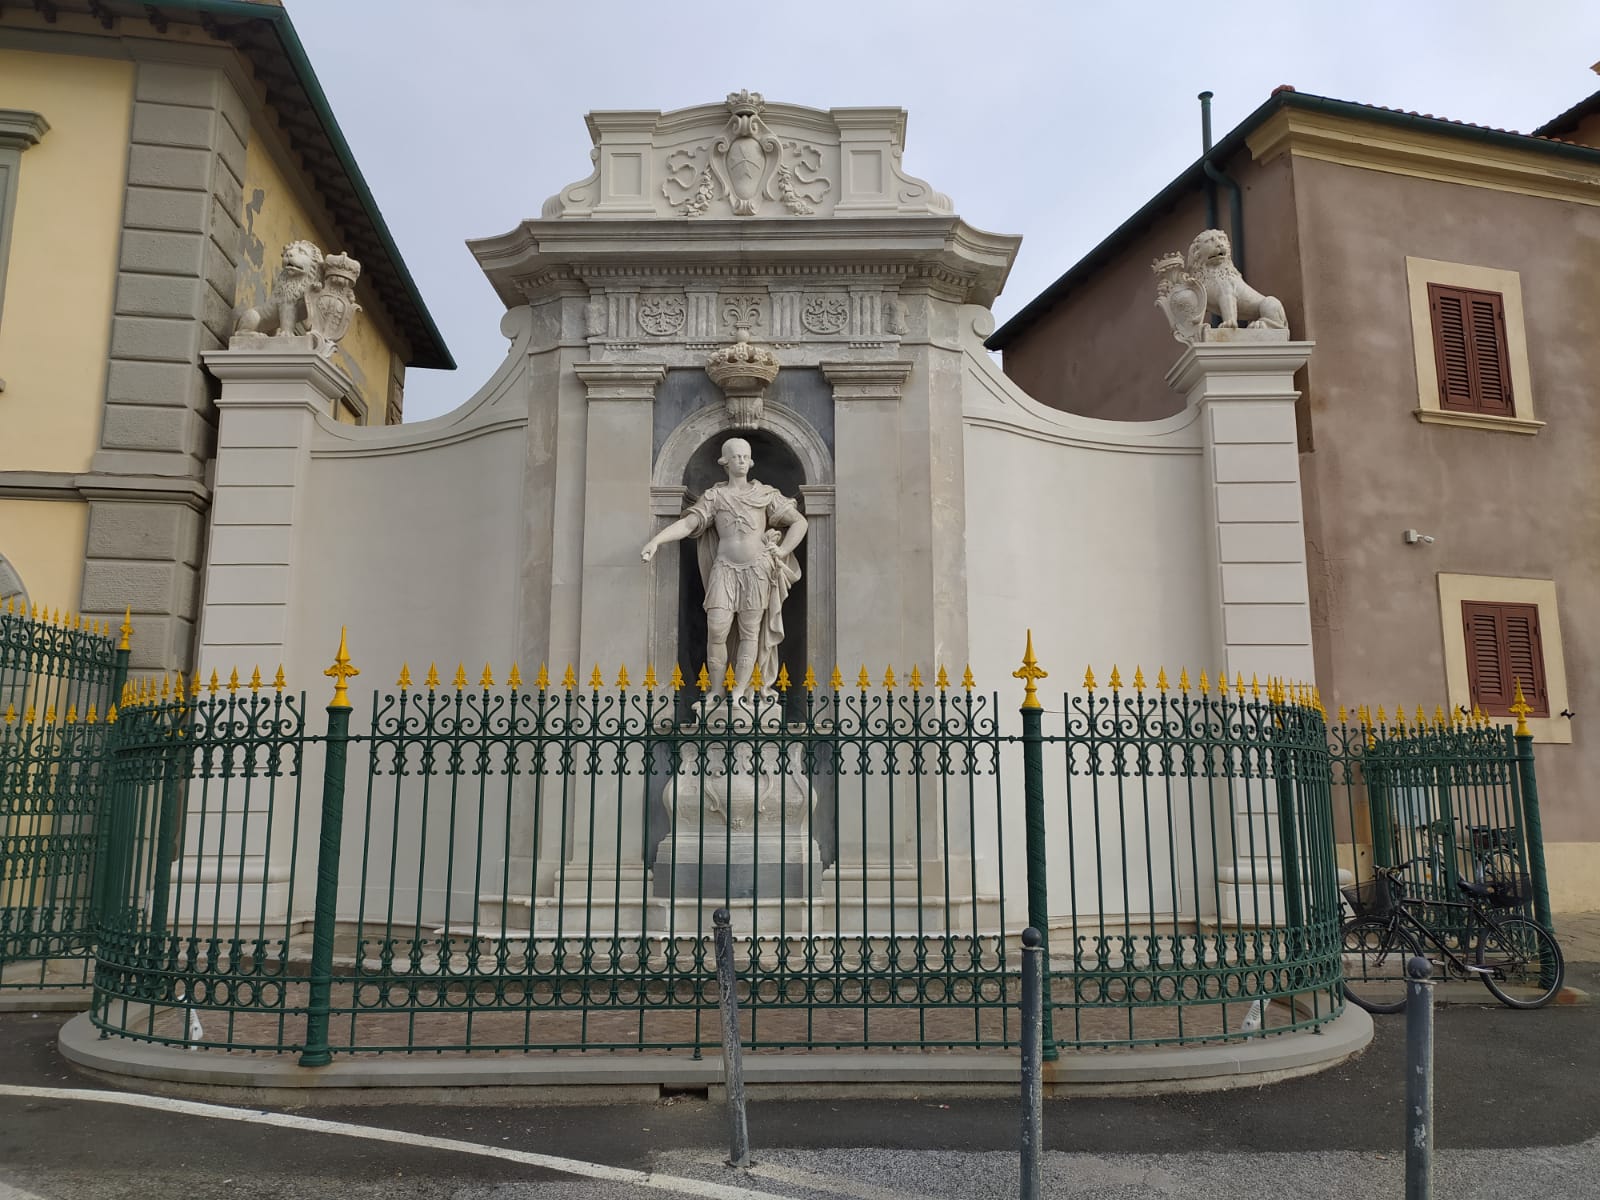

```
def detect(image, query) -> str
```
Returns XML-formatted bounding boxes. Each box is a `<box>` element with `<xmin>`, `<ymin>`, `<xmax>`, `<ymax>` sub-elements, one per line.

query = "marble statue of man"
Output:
<box><xmin>641</xmin><ymin>438</ymin><xmax>807</xmax><ymax>702</ymax></box>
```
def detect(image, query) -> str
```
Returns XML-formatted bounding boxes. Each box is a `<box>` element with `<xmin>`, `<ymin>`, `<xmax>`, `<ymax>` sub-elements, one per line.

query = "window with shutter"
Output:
<box><xmin>1429</xmin><ymin>283</ymin><xmax>1513</xmax><ymax>416</ymax></box>
<box><xmin>1461</xmin><ymin>600</ymin><xmax>1549</xmax><ymax>717</ymax></box>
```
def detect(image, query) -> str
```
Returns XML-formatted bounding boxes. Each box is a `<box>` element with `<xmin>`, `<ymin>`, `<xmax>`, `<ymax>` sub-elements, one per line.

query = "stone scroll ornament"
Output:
<box><xmin>1153</xmin><ymin>229</ymin><xmax>1288</xmax><ymax>344</ymax></box>
<box><xmin>234</xmin><ymin>240</ymin><xmax>362</xmax><ymax>359</ymax></box>
<box><xmin>663</xmin><ymin>91</ymin><xmax>832</xmax><ymax>217</ymax></box>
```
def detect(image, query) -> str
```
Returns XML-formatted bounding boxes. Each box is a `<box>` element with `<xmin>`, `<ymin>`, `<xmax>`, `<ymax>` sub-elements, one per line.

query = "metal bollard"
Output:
<box><xmin>1405</xmin><ymin>955</ymin><xmax>1434</xmax><ymax>1200</ymax></box>
<box><xmin>1020</xmin><ymin>926</ymin><xmax>1044</xmax><ymax>1200</ymax></box>
<box><xmin>713</xmin><ymin>908</ymin><xmax>750</xmax><ymax>1168</ymax></box>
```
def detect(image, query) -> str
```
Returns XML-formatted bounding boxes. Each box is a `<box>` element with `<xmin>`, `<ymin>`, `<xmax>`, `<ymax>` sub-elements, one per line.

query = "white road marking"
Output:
<box><xmin>0</xmin><ymin>1085</ymin><xmax>793</xmax><ymax>1200</ymax></box>
<box><xmin>0</xmin><ymin>1183</ymin><xmax>52</xmax><ymax>1200</ymax></box>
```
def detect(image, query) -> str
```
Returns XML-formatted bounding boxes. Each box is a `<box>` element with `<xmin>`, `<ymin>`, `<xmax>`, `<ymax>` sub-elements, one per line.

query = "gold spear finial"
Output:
<box><xmin>1014</xmin><ymin>631</ymin><xmax>1048</xmax><ymax>710</ymax></box>
<box><xmin>909</xmin><ymin>664</ymin><xmax>923</xmax><ymax>691</ymax></box>
<box><xmin>508</xmin><ymin>662</ymin><xmax>524</xmax><ymax>689</ymax></box>
<box><xmin>935</xmin><ymin>664</ymin><xmax>950</xmax><ymax>692</ymax></box>
<box><xmin>3</xmin><ymin>704</ymin><xmax>13</xmax><ymax>724</ymax></box>
<box><xmin>748</xmin><ymin>661</ymin><xmax>763</xmax><ymax>691</ymax></box>
<box><xmin>118</xmin><ymin>606</ymin><xmax>132</xmax><ymax>651</ymax></box>
<box><xmin>641</xmin><ymin>663</ymin><xmax>655</xmax><ymax>690</ymax></box>
<box><xmin>1083</xmin><ymin>665</ymin><xmax>1096</xmax><ymax>691</ymax></box>
<box><xmin>697</xmin><ymin>663</ymin><xmax>711</xmax><ymax>692</ymax></box>
<box><xmin>962</xmin><ymin>665</ymin><xmax>976</xmax><ymax>691</ymax></box>
<box><xmin>1134</xmin><ymin>666</ymin><xmax>1146</xmax><ymax>693</ymax></box>
<box><xmin>1509</xmin><ymin>677</ymin><xmax>1532</xmax><ymax>737</ymax></box>
<box><xmin>456</xmin><ymin>663</ymin><xmax>470</xmax><ymax>691</ymax></box>
<box><xmin>273</xmin><ymin>665</ymin><xmax>286</xmax><ymax>693</ymax></box>
<box><xmin>207</xmin><ymin>669</ymin><xmax>219</xmax><ymax>696</ymax></box>
<box><xmin>776</xmin><ymin>663</ymin><xmax>791</xmax><ymax>692</ymax></box>
<box><xmin>324</xmin><ymin>626</ymin><xmax>359</xmax><ymax>709</ymax></box>
<box><xmin>857</xmin><ymin>664</ymin><xmax>871</xmax><ymax>690</ymax></box>
<box><xmin>425</xmin><ymin>662</ymin><xmax>441</xmax><ymax>690</ymax></box>
<box><xmin>725</xmin><ymin>664</ymin><xmax>738</xmax><ymax>693</ymax></box>
<box><xmin>1109</xmin><ymin>664</ymin><xmax>1122</xmax><ymax>692</ymax></box>
<box><xmin>616</xmin><ymin>663</ymin><xmax>630</xmax><ymax>689</ymax></box>
<box><xmin>397</xmin><ymin>663</ymin><xmax>413</xmax><ymax>689</ymax></box>
<box><xmin>536</xmin><ymin>663</ymin><xmax>550</xmax><ymax>690</ymax></box>
<box><xmin>670</xmin><ymin>664</ymin><xmax>684</xmax><ymax>692</ymax></box>
<box><xmin>882</xmin><ymin>664</ymin><xmax>896</xmax><ymax>690</ymax></box>
<box><xmin>249</xmin><ymin>666</ymin><xmax>262</xmax><ymax>693</ymax></box>
<box><xmin>481</xmin><ymin>663</ymin><xmax>496</xmax><ymax>689</ymax></box>
<box><xmin>227</xmin><ymin>667</ymin><xmax>240</xmax><ymax>694</ymax></box>
<box><xmin>830</xmin><ymin>665</ymin><xmax>843</xmax><ymax>691</ymax></box>
<box><xmin>803</xmin><ymin>664</ymin><xmax>817</xmax><ymax>692</ymax></box>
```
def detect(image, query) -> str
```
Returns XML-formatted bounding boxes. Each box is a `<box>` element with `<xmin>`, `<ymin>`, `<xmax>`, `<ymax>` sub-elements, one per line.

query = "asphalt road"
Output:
<box><xmin>2</xmin><ymin>966</ymin><xmax>1596</xmax><ymax>1199</ymax></box>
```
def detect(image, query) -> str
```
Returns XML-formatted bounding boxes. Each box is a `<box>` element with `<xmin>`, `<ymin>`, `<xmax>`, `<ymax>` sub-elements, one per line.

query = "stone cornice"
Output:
<box><xmin>572</xmin><ymin>362</ymin><xmax>668</xmax><ymax>402</ymax></box>
<box><xmin>0</xmin><ymin>469</ymin><xmax>209</xmax><ymax>509</ymax></box>
<box><xmin>202</xmin><ymin>347</ymin><xmax>355</xmax><ymax>402</ymax></box>
<box><xmin>0</xmin><ymin>108</ymin><xmax>48</xmax><ymax>152</ymax></box>
<box><xmin>820</xmin><ymin>360</ymin><xmax>914</xmax><ymax>401</ymax></box>
<box><xmin>470</xmin><ymin>215</ymin><xmax>1019</xmax><ymax>310</ymax></box>
<box><xmin>1248</xmin><ymin>107</ymin><xmax>1600</xmax><ymax>207</ymax></box>
<box><xmin>1165</xmin><ymin>342</ymin><xmax>1315</xmax><ymax>402</ymax></box>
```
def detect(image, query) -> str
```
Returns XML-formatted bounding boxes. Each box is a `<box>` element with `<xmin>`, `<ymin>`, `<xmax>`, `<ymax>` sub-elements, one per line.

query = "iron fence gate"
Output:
<box><xmin>0</xmin><ymin>603</ymin><xmax>127</xmax><ymax>991</ymax></box>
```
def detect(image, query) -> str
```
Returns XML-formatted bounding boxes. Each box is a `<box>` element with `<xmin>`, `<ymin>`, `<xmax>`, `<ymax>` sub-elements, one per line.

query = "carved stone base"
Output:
<box><xmin>651</xmin><ymin>831</ymin><xmax>824</xmax><ymax>900</ymax></box>
<box><xmin>1201</xmin><ymin>325</ymin><xmax>1289</xmax><ymax>344</ymax></box>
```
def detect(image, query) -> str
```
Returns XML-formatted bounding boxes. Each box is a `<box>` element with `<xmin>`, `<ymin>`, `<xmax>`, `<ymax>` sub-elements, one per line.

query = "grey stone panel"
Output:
<box><xmin>109</xmin><ymin>315</ymin><xmax>201</xmax><ymax>363</ymax></box>
<box><xmin>127</xmin><ymin>144</ymin><xmax>212</xmax><ymax>191</ymax></box>
<box><xmin>201</xmin><ymin>284</ymin><xmax>232</xmax><ymax>345</ymax></box>
<box><xmin>211</xmin><ymin>159</ymin><xmax>243</xmax><ymax>223</ymax></box>
<box><xmin>123</xmin><ymin>184</ymin><xmax>212</xmax><ymax>232</ymax></box>
<box><xmin>89</xmin><ymin>449</ymin><xmax>200</xmax><ymax>479</ymax></box>
<box><xmin>100</xmin><ymin>405</ymin><xmax>189</xmax><ymax>453</ymax></box>
<box><xmin>206</xmin><ymin>194</ymin><xmax>240</xmax><ymax>268</ymax></box>
<box><xmin>80</xmin><ymin>560</ymin><xmax>185</xmax><ymax>616</ymax></box>
<box><xmin>104</xmin><ymin>360</ymin><xmax>210</xmax><ymax>409</ymax></box>
<box><xmin>204</xmin><ymin>245</ymin><xmax>235</xmax><ymax>303</ymax></box>
<box><xmin>115</xmin><ymin>274</ymin><xmax>204</xmax><ymax>320</ymax></box>
<box><xmin>215</xmin><ymin>117</ymin><xmax>246</xmax><ymax>183</ymax></box>
<box><xmin>86</xmin><ymin>501</ymin><xmax>192</xmax><ymax>561</ymax></box>
<box><xmin>119</xmin><ymin>229</ymin><xmax>207</xmax><ymax>277</ymax></box>
<box><xmin>133</xmin><ymin>61</ymin><xmax>224</xmax><ymax>108</ymax></box>
<box><xmin>130</xmin><ymin>102</ymin><xmax>216</xmax><ymax>151</ymax></box>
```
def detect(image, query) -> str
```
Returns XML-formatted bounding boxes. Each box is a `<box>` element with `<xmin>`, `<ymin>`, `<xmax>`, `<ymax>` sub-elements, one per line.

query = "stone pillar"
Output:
<box><xmin>564</xmin><ymin>363</ymin><xmax>665</xmax><ymax>913</ymax></box>
<box><xmin>1167</xmin><ymin>341</ymin><xmax>1315</xmax><ymax>927</ymax></box>
<box><xmin>822</xmin><ymin>361</ymin><xmax>914</xmax><ymax>912</ymax></box>
<box><xmin>187</xmin><ymin>346</ymin><xmax>352</xmax><ymax>926</ymax></box>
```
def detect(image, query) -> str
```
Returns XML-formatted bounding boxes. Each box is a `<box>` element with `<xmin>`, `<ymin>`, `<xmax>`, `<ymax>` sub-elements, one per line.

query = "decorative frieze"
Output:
<box><xmin>801</xmin><ymin>295</ymin><xmax>849</xmax><ymax>335</ymax></box>
<box><xmin>638</xmin><ymin>295</ymin><xmax>686</xmax><ymax>337</ymax></box>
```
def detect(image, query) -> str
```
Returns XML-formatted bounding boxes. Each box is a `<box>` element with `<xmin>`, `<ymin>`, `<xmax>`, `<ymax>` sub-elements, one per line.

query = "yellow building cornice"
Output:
<box><xmin>1247</xmin><ymin>106</ymin><xmax>1600</xmax><ymax>207</ymax></box>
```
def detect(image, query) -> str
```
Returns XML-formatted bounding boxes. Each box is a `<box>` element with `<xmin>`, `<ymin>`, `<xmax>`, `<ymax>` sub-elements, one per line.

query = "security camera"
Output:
<box><xmin>1402</xmin><ymin>529</ymin><xmax>1435</xmax><ymax>545</ymax></box>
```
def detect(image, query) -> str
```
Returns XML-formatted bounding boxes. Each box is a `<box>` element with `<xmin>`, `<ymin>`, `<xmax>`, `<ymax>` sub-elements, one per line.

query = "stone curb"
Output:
<box><xmin>0</xmin><ymin>992</ymin><xmax>92</xmax><ymax>1013</ymax></box>
<box><xmin>57</xmin><ymin>1006</ymin><xmax>1372</xmax><ymax>1101</ymax></box>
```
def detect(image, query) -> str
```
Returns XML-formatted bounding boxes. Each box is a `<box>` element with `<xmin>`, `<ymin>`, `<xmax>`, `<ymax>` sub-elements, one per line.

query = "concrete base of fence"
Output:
<box><xmin>57</xmin><ymin>1006</ymin><xmax>1371</xmax><ymax>1102</ymax></box>
<box><xmin>0</xmin><ymin>990</ymin><xmax>92</xmax><ymax>1013</ymax></box>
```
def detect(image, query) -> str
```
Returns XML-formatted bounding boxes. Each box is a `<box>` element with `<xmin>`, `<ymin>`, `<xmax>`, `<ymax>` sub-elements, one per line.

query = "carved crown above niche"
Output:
<box><xmin>540</xmin><ymin>92</ymin><xmax>953</xmax><ymax>221</ymax></box>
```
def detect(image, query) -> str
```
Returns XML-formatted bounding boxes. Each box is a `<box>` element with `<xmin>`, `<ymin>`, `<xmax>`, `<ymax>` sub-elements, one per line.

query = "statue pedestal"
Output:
<box><xmin>652</xmin><ymin>831</ymin><xmax>824</xmax><ymax>900</ymax></box>
<box><xmin>650</xmin><ymin>754</ymin><xmax>824</xmax><ymax>900</ymax></box>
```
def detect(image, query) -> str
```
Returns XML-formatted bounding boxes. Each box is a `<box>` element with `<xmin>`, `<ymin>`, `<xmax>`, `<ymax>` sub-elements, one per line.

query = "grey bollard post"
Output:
<box><xmin>1020</xmin><ymin>926</ymin><xmax>1044</xmax><ymax>1200</ymax></box>
<box><xmin>1405</xmin><ymin>955</ymin><xmax>1434</xmax><ymax>1200</ymax></box>
<box><xmin>713</xmin><ymin>908</ymin><xmax>750</xmax><ymax>1168</ymax></box>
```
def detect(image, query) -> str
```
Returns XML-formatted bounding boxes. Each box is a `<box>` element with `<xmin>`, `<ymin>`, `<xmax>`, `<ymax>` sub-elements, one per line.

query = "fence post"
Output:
<box><xmin>92</xmin><ymin>610</ymin><xmax>136</xmax><ymax>933</ymax></box>
<box><xmin>1019</xmin><ymin>926</ymin><xmax>1044</xmax><ymax>1200</ymax></box>
<box><xmin>713</xmin><ymin>908</ymin><xmax>750</xmax><ymax>1168</ymax></box>
<box><xmin>299</xmin><ymin>629</ymin><xmax>357</xmax><ymax>1068</ymax></box>
<box><xmin>1508</xmin><ymin>685</ymin><xmax>1553</xmax><ymax>938</ymax></box>
<box><xmin>1014</xmin><ymin>632</ymin><xmax>1056</xmax><ymax>1062</ymax></box>
<box><xmin>1405</xmin><ymin>955</ymin><xmax>1434</xmax><ymax>1200</ymax></box>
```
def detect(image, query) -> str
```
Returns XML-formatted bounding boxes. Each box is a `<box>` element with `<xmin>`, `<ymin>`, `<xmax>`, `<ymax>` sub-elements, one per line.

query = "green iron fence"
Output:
<box><xmin>1329</xmin><ymin>699</ymin><xmax>1549</xmax><ymax>940</ymax></box>
<box><xmin>0</xmin><ymin>602</ymin><xmax>128</xmax><ymax>991</ymax></box>
<box><xmin>89</xmin><ymin>642</ymin><xmax>1374</xmax><ymax>1059</ymax></box>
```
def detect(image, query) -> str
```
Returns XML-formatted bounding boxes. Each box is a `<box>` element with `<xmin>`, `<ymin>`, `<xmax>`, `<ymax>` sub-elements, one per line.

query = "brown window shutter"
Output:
<box><xmin>1462</xmin><ymin>600</ymin><xmax>1549</xmax><ymax>717</ymax></box>
<box><xmin>1428</xmin><ymin>283</ymin><xmax>1514</xmax><ymax>416</ymax></box>
<box><xmin>1430</xmin><ymin>285</ymin><xmax>1476</xmax><ymax>411</ymax></box>
<box><xmin>1468</xmin><ymin>292</ymin><xmax>1513</xmax><ymax>414</ymax></box>
<box><xmin>1463</xmin><ymin>601</ymin><xmax>1509</xmax><ymax>710</ymax></box>
<box><xmin>1501</xmin><ymin>605</ymin><xmax>1550</xmax><ymax>717</ymax></box>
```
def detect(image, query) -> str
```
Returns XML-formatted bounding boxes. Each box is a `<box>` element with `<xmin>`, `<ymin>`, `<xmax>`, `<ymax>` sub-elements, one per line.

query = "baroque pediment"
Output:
<box><xmin>541</xmin><ymin>91</ymin><xmax>953</xmax><ymax>221</ymax></box>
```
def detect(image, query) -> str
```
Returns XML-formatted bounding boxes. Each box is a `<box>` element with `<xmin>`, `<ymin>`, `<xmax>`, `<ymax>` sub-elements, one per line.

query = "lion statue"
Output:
<box><xmin>1185</xmin><ymin>229</ymin><xmax>1288</xmax><ymax>332</ymax></box>
<box><xmin>235</xmin><ymin>240</ymin><xmax>323</xmax><ymax>338</ymax></box>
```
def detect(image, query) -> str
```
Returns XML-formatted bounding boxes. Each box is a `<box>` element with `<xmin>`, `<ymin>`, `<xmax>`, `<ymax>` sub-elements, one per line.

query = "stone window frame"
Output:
<box><xmin>0</xmin><ymin>109</ymin><xmax>50</xmax><ymax>387</ymax></box>
<box><xmin>1406</xmin><ymin>257</ymin><xmax>1543</xmax><ymax>435</ymax></box>
<box><xmin>1438</xmin><ymin>573</ymin><xmax>1570</xmax><ymax>744</ymax></box>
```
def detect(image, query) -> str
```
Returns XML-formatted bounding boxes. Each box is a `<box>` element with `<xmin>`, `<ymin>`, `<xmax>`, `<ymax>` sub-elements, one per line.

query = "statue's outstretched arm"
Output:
<box><xmin>642</xmin><ymin>516</ymin><xmax>698</xmax><ymax>562</ymax></box>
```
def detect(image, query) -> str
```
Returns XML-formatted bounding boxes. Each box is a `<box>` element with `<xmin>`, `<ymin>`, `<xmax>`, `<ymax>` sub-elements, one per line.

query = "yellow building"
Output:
<box><xmin>0</xmin><ymin>0</ymin><xmax>451</xmax><ymax>670</ymax></box>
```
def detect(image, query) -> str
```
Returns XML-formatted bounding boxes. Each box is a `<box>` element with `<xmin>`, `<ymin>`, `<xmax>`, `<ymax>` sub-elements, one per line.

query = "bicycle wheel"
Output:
<box><xmin>1477</xmin><ymin>916</ymin><xmax>1565</xmax><ymax>1009</ymax></box>
<box><xmin>1341</xmin><ymin>917</ymin><xmax>1421</xmax><ymax>1014</ymax></box>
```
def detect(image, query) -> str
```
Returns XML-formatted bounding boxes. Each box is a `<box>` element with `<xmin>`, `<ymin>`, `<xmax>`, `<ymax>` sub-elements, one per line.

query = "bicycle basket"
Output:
<box><xmin>1341</xmin><ymin>875</ymin><xmax>1395</xmax><ymax>918</ymax></box>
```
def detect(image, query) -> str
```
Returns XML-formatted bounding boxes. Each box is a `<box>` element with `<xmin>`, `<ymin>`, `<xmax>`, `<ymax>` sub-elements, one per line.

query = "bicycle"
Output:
<box><xmin>1340</xmin><ymin>857</ymin><xmax>1564</xmax><ymax>1013</ymax></box>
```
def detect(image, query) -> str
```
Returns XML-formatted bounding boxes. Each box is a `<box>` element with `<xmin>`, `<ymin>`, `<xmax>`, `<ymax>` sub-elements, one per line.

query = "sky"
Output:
<box><xmin>285</xmin><ymin>1</ymin><xmax>1600</xmax><ymax>421</ymax></box>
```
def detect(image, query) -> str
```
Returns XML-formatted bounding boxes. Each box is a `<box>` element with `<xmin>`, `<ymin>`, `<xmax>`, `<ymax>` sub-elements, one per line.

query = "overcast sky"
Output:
<box><xmin>287</xmin><ymin>1</ymin><xmax>1600</xmax><ymax>421</ymax></box>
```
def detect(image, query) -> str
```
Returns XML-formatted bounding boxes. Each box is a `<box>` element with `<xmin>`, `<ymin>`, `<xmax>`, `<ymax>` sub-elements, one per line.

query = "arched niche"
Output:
<box><xmin>648</xmin><ymin>397</ymin><xmax>835</xmax><ymax>717</ymax></box>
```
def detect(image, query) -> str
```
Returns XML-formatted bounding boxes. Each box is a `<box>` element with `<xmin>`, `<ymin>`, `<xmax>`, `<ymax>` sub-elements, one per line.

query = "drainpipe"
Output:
<box><xmin>1198</xmin><ymin>91</ymin><xmax>1246</xmax><ymax>276</ymax></box>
